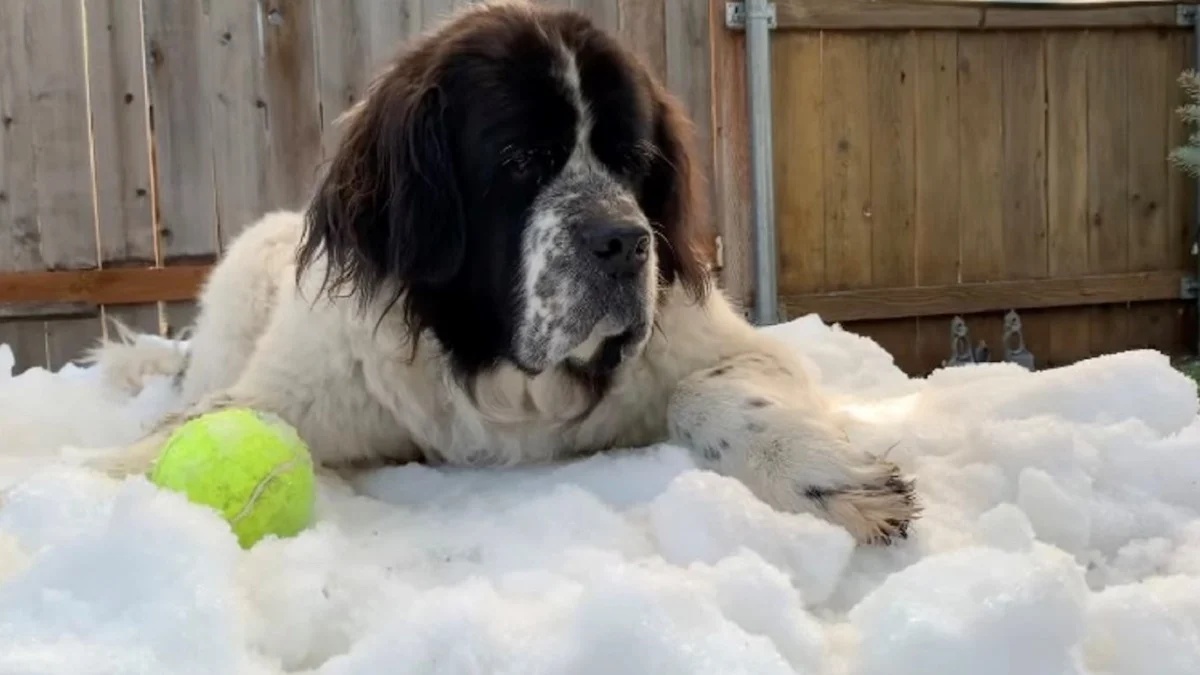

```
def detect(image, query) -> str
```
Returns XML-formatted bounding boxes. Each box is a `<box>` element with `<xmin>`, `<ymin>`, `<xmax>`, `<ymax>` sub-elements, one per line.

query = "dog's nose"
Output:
<box><xmin>584</xmin><ymin>223</ymin><xmax>651</xmax><ymax>276</ymax></box>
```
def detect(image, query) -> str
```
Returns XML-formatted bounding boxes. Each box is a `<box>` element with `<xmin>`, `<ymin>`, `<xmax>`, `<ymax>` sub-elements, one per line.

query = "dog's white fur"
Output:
<box><xmin>86</xmin><ymin>208</ymin><xmax>917</xmax><ymax>544</ymax></box>
<box><xmin>78</xmin><ymin>3</ymin><xmax>918</xmax><ymax>545</ymax></box>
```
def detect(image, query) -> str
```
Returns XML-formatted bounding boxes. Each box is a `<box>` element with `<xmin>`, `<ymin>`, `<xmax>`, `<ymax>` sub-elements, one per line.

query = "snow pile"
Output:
<box><xmin>2</xmin><ymin>315</ymin><xmax>1200</xmax><ymax>675</ymax></box>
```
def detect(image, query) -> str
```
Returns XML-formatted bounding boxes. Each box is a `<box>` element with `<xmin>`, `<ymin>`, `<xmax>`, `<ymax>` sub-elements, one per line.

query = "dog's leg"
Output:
<box><xmin>667</xmin><ymin>352</ymin><xmax>919</xmax><ymax>545</ymax></box>
<box><xmin>83</xmin><ymin>392</ymin><xmax>245</xmax><ymax>478</ymax></box>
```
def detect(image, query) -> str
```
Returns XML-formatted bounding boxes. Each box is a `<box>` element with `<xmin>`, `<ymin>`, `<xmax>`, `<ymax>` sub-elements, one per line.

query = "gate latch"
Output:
<box><xmin>1002</xmin><ymin>310</ymin><xmax>1036</xmax><ymax>370</ymax></box>
<box><xmin>943</xmin><ymin>316</ymin><xmax>988</xmax><ymax>367</ymax></box>
<box><xmin>725</xmin><ymin>2</ymin><xmax>777</xmax><ymax>30</ymax></box>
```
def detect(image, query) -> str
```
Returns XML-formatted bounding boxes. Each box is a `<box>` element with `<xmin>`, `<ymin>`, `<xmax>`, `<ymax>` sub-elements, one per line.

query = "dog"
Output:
<box><xmin>84</xmin><ymin>2</ymin><xmax>919</xmax><ymax>545</ymax></box>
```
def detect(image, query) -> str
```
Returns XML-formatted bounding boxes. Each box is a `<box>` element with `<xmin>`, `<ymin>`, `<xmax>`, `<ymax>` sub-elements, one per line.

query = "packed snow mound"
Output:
<box><xmin>2</xmin><ymin>316</ymin><xmax>1200</xmax><ymax>674</ymax></box>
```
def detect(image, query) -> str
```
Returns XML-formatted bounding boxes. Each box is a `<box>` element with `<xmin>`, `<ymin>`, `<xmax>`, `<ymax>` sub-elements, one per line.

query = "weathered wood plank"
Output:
<box><xmin>84</xmin><ymin>0</ymin><xmax>162</xmax><ymax>338</ymax></box>
<box><xmin>782</xmin><ymin>271</ymin><xmax>1190</xmax><ymax>323</ymax></box>
<box><xmin>143</xmin><ymin>0</ymin><xmax>219</xmax><ymax>261</ymax></box>
<box><xmin>206</xmin><ymin>0</ymin><xmax>271</xmax><ymax>247</ymax></box>
<box><xmin>619</xmin><ymin>0</ymin><xmax>667</xmax><ymax>80</ymax></box>
<box><xmin>573</xmin><ymin>0</ymin><xmax>620</xmax><ymax>32</ymax></box>
<box><xmin>772</xmin><ymin>32</ymin><xmax>824</xmax><ymax>297</ymax></box>
<box><xmin>1045</xmin><ymin>31</ymin><xmax>1092</xmax><ymax>367</ymax></box>
<box><xmin>1087</xmin><ymin>30</ymin><xmax>1132</xmax><ymax>357</ymax></box>
<box><xmin>316</xmin><ymin>0</ymin><xmax>421</xmax><ymax>138</ymax></box>
<box><xmin>709</xmin><ymin>0</ymin><xmax>753</xmax><ymax>310</ymax></box>
<box><xmin>983</xmin><ymin>5</ymin><xmax>1182</xmax><ymax>29</ymax></box>
<box><xmin>144</xmin><ymin>0</ymin><xmax>219</xmax><ymax>336</ymax></box>
<box><xmin>1127</xmin><ymin>30</ymin><xmax>1177</xmax><ymax>354</ymax></box>
<box><xmin>0</xmin><ymin>0</ymin><xmax>50</xmax><ymax>370</ymax></box>
<box><xmin>315</xmin><ymin>1</ymin><xmax>369</xmax><ymax>131</ymax></box>
<box><xmin>863</xmin><ymin>31</ymin><xmax>918</xmax><ymax>371</ymax></box>
<box><xmin>1167</xmin><ymin>32</ymin><xmax>1197</xmax><ymax>353</ymax></box>
<box><xmin>914</xmin><ymin>32</ymin><xmax>961</xmax><ymax>371</ymax></box>
<box><xmin>1001</xmin><ymin>32</ymin><xmax>1050</xmax><ymax>365</ymax></box>
<box><xmin>262</xmin><ymin>0</ymin><xmax>323</xmax><ymax>210</ymax></box>
<box><xmin>664</xmin><ymin>0</ymin><xmax>717</xmax><ymax>263</ymax></box>
<box><xmin>0</xmin><ymin>266</ymin><xmax>212</xmax><ymax>306</ymax></box>
<box><xmin>956</xmin><ymin>33</ymin><xmax>1007</xmax><ymax>359</ymax></box>
<box><xmin>0</xmin><ymin>303</ymin><xmax>97</xmax><ymax>321</ymax></box>
<box><xmin>776</xmin><ymin>0</ymin><xmax>982</xmax><ymax>29</ymax></box>
<box><xmin>773</xmin><ymin>0</ymin><xmax>1181</xmax><ymax>29</ymax></box>
<box><xmin>85</xmin><ymin>0</ymin><xmax>156</xmax><ymax>268</ymax></box>
<box><xmin>27</xmin><ymin>0</ymin><xmax>103</xmax><ymax>367</ymax></box>
<box><xmin>822</xmin><ymin>34</ymin><xmax>873</xmax><ymax>292</ymax></box>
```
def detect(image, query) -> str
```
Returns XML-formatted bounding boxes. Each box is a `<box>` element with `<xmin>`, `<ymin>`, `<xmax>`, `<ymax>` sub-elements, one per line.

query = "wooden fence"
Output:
<box><xmin>2</xmin><ymin>0</ymin><xmax>1198</xmax><ymax>377</ymax></box>
<box><xmin>712</xmin><ymin>0</ymin><xmax>1199</xmax><ymax>374</ymax></box>
<box><xmin>0</xmin><ymin>0</ymin><xmax>712</xmax><ymax>373</ymax></box>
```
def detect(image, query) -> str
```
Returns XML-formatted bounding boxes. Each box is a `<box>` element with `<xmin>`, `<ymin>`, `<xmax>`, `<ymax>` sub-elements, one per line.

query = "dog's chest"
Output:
<box><xmin>365</xmin><ymin>350</ymin><xmax>672</xmax><ymax>466</ymax></box>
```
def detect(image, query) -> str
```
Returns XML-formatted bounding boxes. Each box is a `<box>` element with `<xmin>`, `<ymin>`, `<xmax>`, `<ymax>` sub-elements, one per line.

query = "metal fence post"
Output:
<box><xmin>743</xmin><ymin>0</ymin><xmax>778</xmax><ymax>325</ymax></box>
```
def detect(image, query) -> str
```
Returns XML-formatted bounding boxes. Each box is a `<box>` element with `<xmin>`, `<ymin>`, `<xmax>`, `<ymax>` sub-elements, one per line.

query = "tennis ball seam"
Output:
<box><xmin>228</xmin><ymin>456</ymin><xmax>302</xmax><ymax>526</ymax></box>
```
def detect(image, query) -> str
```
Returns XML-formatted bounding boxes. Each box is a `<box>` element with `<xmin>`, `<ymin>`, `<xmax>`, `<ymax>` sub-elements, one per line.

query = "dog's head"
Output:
<box><xmin>298</xmin><ymin>2</ymin><xmax>710</xmax><ymax>381</ymax></box>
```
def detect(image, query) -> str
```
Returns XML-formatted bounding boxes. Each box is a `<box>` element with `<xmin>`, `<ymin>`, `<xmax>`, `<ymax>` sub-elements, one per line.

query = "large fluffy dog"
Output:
<box><xmin>87</xmin><ymin>2</ymin><xmax>919</xmax><ymax>544</ymax></box>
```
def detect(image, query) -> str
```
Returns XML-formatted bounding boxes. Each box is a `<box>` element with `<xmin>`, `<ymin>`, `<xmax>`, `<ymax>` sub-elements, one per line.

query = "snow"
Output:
<box><xmin>2</xmin><ymin>315</ymin><xmax>1200</xmax><ymax>675</ymax></box>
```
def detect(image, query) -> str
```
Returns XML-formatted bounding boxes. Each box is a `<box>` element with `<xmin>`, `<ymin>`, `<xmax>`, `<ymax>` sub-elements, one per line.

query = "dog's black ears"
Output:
<box><xmin>298</xmin><ymin>72</ymin><xmax>466</xmax><ymax>306</ymax></box>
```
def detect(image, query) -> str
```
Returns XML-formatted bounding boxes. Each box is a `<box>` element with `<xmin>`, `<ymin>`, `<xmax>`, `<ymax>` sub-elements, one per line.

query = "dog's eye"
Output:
<box><xmin>503</xmin><ymin>148</ymin><xmax>546</xmax><ymax>183</ymax></box>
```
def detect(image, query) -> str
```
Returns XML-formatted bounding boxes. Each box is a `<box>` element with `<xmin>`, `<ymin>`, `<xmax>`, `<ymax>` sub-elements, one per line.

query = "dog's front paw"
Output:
<box><xmin>797</xmin><ymin>460</ymin><xmax>920</xmax><ymax>546</ymax></box>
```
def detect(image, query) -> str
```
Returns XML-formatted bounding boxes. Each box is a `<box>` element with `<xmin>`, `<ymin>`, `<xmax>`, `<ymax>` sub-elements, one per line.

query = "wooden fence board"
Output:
<box><xmin>1127</xmin><ymin>31</ymin><xmax>1176</xmax><ymax>353</ymax></box>
<box><xmin>84</xmin><ymin>0</ymin><xmax>162</xmax><ymax>338</ymax></box>
<box><xmin>665</xmin><ymin>0</ymin><xmax>717</xmax><ymax>262</ymax></box>
<box><xmin>262</xmin><ymin>0</ymin><xmax>323</xmax><ymax>210</ymax></box>
<box><xmin>914</xmin><ymin>32</ymin><xmax>961</xmax><ymax>371</ymax></box>
<box><xmin>1087</xmin><ymin>30</ymin><xmax>1132</xmax><ymax>357</ymax></box>
<box><xmin>619</xmin><ymin>0</ymin><xmax>667</xmax><ymax>80</ymax></box>
<box><xmin>1168</xmin><ymin>32</ymin><xmax>1197</xmax><ymax>352</ymax></box>
<box><xmin>956</xmin><ymin>33</ymin><xmax>1007</xmax><ymax>361</ymax></box>
<box><xmin>709</xmin><ymin>1</ymin><xmax>753</xmax><ymax>310</ymax></box>
<box><xmin>27</xmin><ymin>0</ymin><xmax>103</xmax><ymax>368</ymax></box>
<box><xmin>143</xmin><ymin>0</ymin><xmax>218</xmax><ymax>262</ymax></box>
<box><xmin>1046</xmin><ymin>31</ymin><xmax>1092</xmax><ymax>367</ymax></box>
<box><xmin>1170</xmin><ymin>34</ymin><xmax>1197</xmax><ymax>273</ymax></box>
<box><xmin>573</xmin><ymin>0</ymin><xmax>620</xmax><ymax>32</ymax></box>
<box><xmin>822</xmin><ymin>34</ymin><xmax>873</xmax><ymax>292</ymax></box>
<box><xmin>781</xmin><ymin>270</ymin><xmax>1190</xmax><ymax>322</ymax></box>
<box><xmin>774</xmin><ymin>0</ymin><xmax>1180</xmax><ymax>29</ymax></box>
<box><xmin>143</xmin><ymin>0</ymin><xmax>218</xmax><ymax>336</ymax></box>
<box><xmin>207</xmin><ymin>0</ymin><xmax>271</xmax><ymax>248</ymax></box>
<box><xmin>85</xmin><ymin>0</ymin><xmax>157</xmax><ymax>269</ymax></box>
<box><xmin>1001</xmin><ymin>32</ymin><xmax>1050</xmax><ymax>365</ymax></box>
<box><xmin>772</xmin><ymin>32</ymin><xmax>824</xmax><ymax>297</ymax></box>
<box><xmin>863</xmin><ymin>31</ymin><xmax>918</xmax><ymax>371</ymax></box>
<box><xmin>0</xmin><ymin>0</ymin><xmax>49</xmax><ymax>371</ymax></box>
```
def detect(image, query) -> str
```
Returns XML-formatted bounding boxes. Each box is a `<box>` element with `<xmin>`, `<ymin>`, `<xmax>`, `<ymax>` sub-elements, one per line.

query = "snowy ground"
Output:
<box><xmin>1</xmin><ymin>316</ymin><xmax>1199</xmax><ymax>675</ymax></box>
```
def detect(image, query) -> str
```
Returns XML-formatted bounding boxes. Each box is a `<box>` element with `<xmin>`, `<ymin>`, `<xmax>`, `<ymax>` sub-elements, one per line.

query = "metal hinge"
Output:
<box><xmin>1178</xmin><ymin>5</ymin><xmax>1198</xmax><ymax>27</ymax></box>
<box><xmin>725</xmin><ymin>2</ymin><xmax>777</xmax><ymax>30</ymax></box>
<box><xmin>1182</xmin><ymin>275</ymin><xmax>1200</xmax><ymax>299</ymax></box>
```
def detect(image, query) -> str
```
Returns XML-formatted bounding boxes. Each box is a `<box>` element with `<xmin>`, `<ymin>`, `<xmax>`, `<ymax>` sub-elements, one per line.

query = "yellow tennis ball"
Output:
<box><xmin>148</xmin><ymin>407</ymin><xmax>316</xmax><ymax>549</ymax></box>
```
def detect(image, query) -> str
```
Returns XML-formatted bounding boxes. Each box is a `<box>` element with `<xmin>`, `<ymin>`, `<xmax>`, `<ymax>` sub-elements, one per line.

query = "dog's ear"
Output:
<box><xmin>299</xmin><ymin>69</ymin><xmax>465</xmax><ymax>308</ymax></box>
<box><xmin>641</xmin><ymin>84</ymin><xmax>712</xmax><ymax>300</ymax></box>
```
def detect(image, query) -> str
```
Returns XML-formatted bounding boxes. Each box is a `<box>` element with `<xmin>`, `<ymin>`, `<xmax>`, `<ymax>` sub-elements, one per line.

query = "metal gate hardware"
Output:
<box><xmin>725</xmin><ymin>2</ymin><xmax>777</xmax><ymax>30</ymax></box>
<box><xmin>1178</xmin><ymin>5</ymin><xmax>1197</xmax><ymax>27</ymax></box>
<box><xmin>944</xmin><ymin>317</ymin><xmax>976</xmax><ymax>367</ymax></box>
<box><xmin>1182</xmin><ymin>274</ymin><xmax>1199</xmax><ymax>300</ymax></box>
<box><xmin>1002</xmin><ymin>310</ymin><xmax>1036</xmax><ymax>371</ymax></box>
